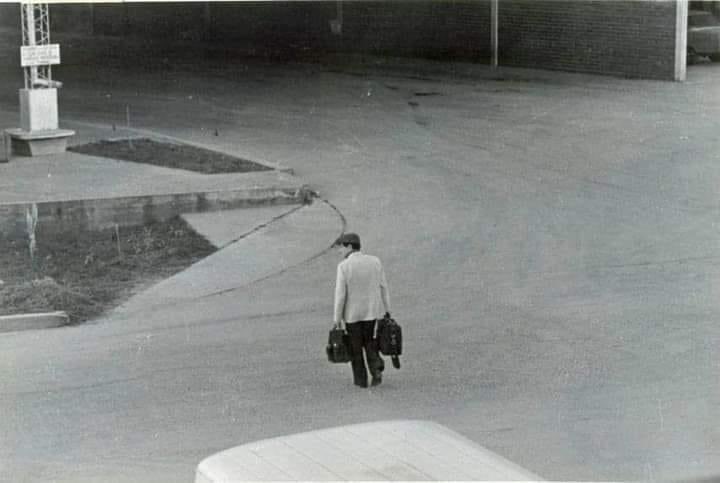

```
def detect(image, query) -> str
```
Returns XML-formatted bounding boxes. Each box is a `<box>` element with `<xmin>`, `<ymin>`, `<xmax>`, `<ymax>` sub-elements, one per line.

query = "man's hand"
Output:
<box><xmin>332</xmin><ymin>322</ymin><xmax>344</xmax><ymax>331</ymax></box>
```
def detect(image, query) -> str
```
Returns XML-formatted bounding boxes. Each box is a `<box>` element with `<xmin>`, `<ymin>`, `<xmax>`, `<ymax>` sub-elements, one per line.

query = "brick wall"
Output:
<box><xmin>499</xmin><ymin>0</ymin><xmax>679</xmax><ymax>80</ymax></box>
<box><xmin>337</xmin><ymin>1</ymin><xmax>491</xmax><ymax>59</ymax></box>
<box><xmin>97</xmin><ymin>1</ymin><xmax>491</xmax><ymax>60</ymax></box>
<box><xmin>0</xmin><ymin>1</ymin><xmax>682</xmax><ymax>80</ymax></box>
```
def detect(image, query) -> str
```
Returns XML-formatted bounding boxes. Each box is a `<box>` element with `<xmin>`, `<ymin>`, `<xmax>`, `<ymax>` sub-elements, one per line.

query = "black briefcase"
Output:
<box><xmin>326</xmin><ymin>328</ymin><xmax>351</xmax><ymax>363</ymax></box>
<box><xmin>377</xmin><ymin>314</ymin><xmax>402</xmax><ymax>357</ymax></box>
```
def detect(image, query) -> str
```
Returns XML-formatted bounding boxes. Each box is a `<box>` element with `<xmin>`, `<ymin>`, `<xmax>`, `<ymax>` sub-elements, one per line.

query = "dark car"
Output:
<box><xmin>688</xmin><ymin>10</ymin><xmax>720</xmax><ymax>61</ymax></box>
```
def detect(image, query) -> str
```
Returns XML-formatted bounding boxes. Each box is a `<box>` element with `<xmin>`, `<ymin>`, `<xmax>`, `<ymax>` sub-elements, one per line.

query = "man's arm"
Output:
<box><xmin>333</xmin><ymin>264</ymin><xmax>347</xmax><ymax>328</ymax></box>
<box><xmin>380</xmin><ymin>264</ymin><xmax>391</xmax><ymax>315</ymax></box>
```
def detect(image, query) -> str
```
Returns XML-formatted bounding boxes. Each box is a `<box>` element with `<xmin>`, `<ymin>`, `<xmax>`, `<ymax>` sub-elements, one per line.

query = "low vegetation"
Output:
<box><xmin>69</xmin><ymin>138</ymin><xmax>272</xmax><ymax>174</ymax></box>
<box><xmin>0</xmin><ymin>217</ymin><xmax>216</xmax><ymax>324</ymax></box>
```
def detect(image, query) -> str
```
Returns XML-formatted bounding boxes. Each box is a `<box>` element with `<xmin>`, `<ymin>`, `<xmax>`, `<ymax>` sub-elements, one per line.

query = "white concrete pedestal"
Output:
<box><xmin>20</xmin><ymin>88</ymin><xmax>59</xmax><ymax>131</ymax></box>
<box><xmin>4</xmin><ymin>128</ymin><xmax>75</xmax><ymax>157</ymax></box>
<box><xmin>5</xmin><ymin>88</ymin><xmax>74</xmax><ymax>158</ymax></box>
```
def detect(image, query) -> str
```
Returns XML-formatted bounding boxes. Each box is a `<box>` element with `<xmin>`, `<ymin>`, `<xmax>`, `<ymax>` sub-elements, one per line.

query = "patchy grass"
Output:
<box><xmin>69</xmin><ymin>138</ymin><xmax>272</xmax><ymax>174</ymax></box>
<box><xmin>0</xmin><ymin>216</ymin><xmax>216</xmax><ymax>324</ymax></box>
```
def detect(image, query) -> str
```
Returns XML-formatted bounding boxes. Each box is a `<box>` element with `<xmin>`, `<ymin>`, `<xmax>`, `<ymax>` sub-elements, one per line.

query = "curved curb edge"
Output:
<box><xmin>0</xmin><ymin>311</ymin><xmax>70</xmax><ymax>333</ymax></box>
<box><xmin>200</xmin><ymin>195</ymin><xmax>347</xmax><ymax>300</ymax></box>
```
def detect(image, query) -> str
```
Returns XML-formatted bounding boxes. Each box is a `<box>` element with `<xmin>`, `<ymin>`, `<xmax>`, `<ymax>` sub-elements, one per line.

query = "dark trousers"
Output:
<box><xmin>346</xmin><ymin>320</ymin><xmax>384</xmax><ymax>387</ymax></box>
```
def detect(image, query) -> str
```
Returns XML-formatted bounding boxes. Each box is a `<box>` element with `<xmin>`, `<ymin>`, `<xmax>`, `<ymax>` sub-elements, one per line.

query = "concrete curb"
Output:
<box><xmin>0</xmin><ymin>185</ymin><xmax>313</xmax><ymax>237</ymax></box>
<box><xmin>0</xmin><ymin>311</ymin><xmax>70</xmax><ymax>333</ymax></box>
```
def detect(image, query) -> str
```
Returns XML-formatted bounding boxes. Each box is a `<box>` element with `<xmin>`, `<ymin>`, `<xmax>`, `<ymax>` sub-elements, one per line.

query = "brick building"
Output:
<box><xmin>0</xmin><ymin>1</ymin><xmax>694</xmax><ymax>81</ymax></box>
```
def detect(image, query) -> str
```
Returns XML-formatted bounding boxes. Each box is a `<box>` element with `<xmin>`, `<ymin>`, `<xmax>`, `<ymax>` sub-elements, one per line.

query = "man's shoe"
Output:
<box><xmin>371</xmin><ymin>373</ymin><xmax>382</xmax><ymax>386</ymax></box>
<box><xmin>354</xmin><ymin>381</ymin><xmax>368</xmax><ymax>388</ymax></box>
<box><xmin>391</xmin><ymin>356</ymin><xmax>401</xmax><ymax>369</ymax></box>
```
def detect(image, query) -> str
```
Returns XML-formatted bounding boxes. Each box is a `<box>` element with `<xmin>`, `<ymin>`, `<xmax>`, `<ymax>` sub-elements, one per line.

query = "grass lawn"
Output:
<box><xmin>69</xmin><ymin>138</ymin><xmax>272</xmax><ymax>174</ymax></box>
<box><xmin>0</xmin><ymin>217</ymin><xmax>216</xmax><ymax>324</ymax></box>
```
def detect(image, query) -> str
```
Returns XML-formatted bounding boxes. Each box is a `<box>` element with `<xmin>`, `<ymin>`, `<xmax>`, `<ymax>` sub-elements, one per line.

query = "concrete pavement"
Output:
<box><xmin>0</xmin><ymin>112</ymin><xmax>344</xmax><ymax>330</ymax></box>
<box><xmin>0</xmin><ymin>125</ymin><xmax>303</xmax><ymax>204</ymax></box>
<box><xmin>2</xmin><ymin>45</ymin><xmax>720</xmax><ymax>482</ymax></box>
<box><xmin>114</xmin><ymin>200</ymin><xmax>343</xmax><ymax>319</ymax></box>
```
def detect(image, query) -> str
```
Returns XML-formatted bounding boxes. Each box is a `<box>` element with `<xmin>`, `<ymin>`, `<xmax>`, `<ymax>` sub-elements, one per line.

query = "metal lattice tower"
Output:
<box><xmin>21</xmin><ymin>1</ymin><xmax>52</xmax><ymax>89</ymax></box>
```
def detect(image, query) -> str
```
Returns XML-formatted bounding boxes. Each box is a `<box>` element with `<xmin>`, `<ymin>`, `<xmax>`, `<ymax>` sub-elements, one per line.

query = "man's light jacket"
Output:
<box><xmin>334</xmin><ymin>251</ymin><xmax>390</xmax><ymax>325</ymax></box>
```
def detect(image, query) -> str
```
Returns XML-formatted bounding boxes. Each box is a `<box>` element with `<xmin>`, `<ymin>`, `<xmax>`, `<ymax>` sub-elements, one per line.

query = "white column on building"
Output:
<box><xmin>675</xmin><ymin>0</ymin><xmax>688</xmax><ymax>81</ymax></box>
<box><xmin>490</xmin><ymin>0</ymin><xmax>498</xmax><ymax>68</ymax></box>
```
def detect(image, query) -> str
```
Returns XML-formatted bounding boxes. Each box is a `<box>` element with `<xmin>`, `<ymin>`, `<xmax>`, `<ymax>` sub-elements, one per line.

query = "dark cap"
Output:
<box><xmin>336</xmin><ymin>232</ymin><xmax>361</xmax><ymax>247</ymax></box>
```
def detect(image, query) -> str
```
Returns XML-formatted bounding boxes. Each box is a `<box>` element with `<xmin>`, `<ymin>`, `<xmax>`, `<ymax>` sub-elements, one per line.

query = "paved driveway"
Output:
<box><xmin>2</xmin><ymin>42</ymin><xmax>720</xmax><ymax>481</ymax></box>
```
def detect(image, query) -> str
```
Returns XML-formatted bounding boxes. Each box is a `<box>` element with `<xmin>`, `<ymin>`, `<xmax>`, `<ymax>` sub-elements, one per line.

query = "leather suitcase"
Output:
<box><xmin>326</xmin><ymin>328</ymin><xmax>351</xmax><ymax>363</ymax></box>
<box><xmin>377</xmin><ymin>315</ymin><xmax>402</xmax><ymax>356</ymax></box>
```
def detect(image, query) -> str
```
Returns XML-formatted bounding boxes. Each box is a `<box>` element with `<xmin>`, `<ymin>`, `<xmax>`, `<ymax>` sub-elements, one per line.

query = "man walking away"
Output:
<box><xmin>333</xmin><ymin>233</ymin><xmax>391</xmax><ymax>388</ymax></box>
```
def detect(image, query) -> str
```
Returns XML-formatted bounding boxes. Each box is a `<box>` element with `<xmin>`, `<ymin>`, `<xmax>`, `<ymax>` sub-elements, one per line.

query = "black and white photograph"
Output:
<box><xmin>1</xmin><ymin>0</ymin><xmax>719</xmax><ymax>481</ymax></box>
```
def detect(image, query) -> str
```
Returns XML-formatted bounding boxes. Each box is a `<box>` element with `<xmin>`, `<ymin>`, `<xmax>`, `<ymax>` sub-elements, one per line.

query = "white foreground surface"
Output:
<box><xmin>195</xmin><ymin>420</ymin><xmax>541</xmax><ymax>482</ymax></box>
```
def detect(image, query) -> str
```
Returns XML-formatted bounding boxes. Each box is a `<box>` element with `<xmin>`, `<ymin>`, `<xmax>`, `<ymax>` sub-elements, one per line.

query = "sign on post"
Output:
<box><xmin>20</xmin><ymin>44</ymin><xmax>60</xmax><ymax>67</ymax></box>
